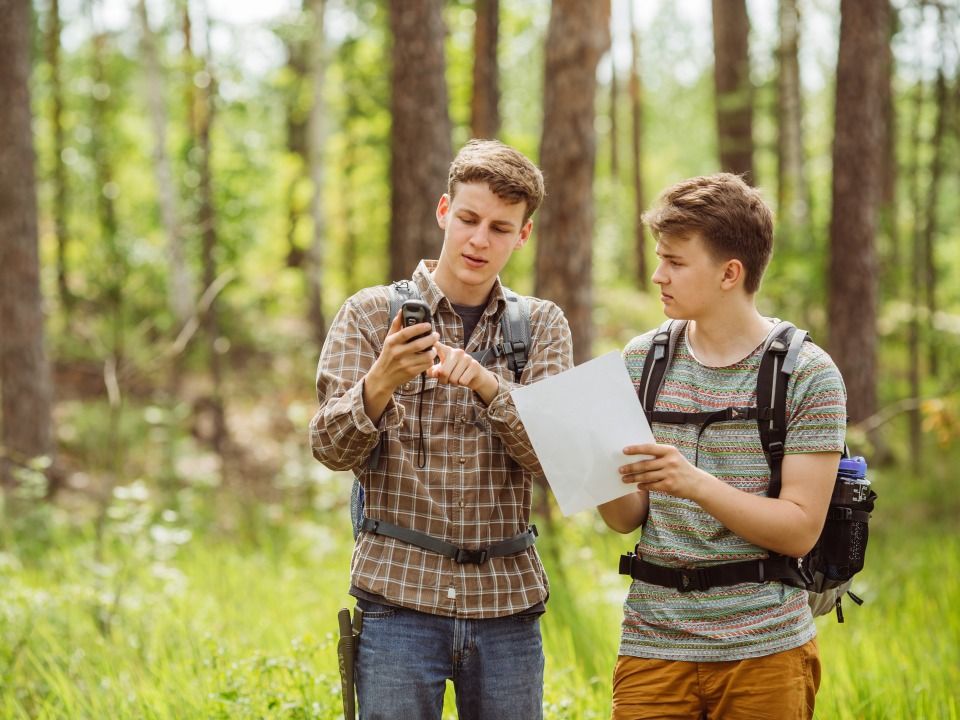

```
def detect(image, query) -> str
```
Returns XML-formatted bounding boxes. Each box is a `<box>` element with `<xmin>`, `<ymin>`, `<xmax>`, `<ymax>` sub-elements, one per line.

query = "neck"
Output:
<box><xmin>686</xmin><ymin>300</ymin><xmax>772</xmax><ymax>367</ymax></box>
<box><xmin>431</xmin><ymin>270</ymin><xmax>495</xmax><ymax>307</ymax></box>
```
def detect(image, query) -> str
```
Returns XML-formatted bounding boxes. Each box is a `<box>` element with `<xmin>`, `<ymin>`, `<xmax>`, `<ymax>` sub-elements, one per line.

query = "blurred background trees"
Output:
<box><xmin>0</xmin><ymin>0</ymin><xmax>955</xmax><ymax>510</ymax></box>
<box><xmin>2</xmin><ymin>1</ymin><xmax>960</xmax><ymax>715</ymax></box>
<box><xmin>0</xmin><ymin>0</ymin><xmax>957</xmax><ymax>510</ymax></box>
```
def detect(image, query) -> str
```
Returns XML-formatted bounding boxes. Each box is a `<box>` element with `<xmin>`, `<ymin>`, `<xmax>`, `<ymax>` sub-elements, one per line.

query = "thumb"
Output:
<box><xmin>386</xmin><ymin>308</ymin><xmax>403</xmax><ymax>336</ymax></box>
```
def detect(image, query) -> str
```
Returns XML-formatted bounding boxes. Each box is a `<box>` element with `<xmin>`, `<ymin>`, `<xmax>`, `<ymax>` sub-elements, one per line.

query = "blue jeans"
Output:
<box><xmin>354</xmin><ymin>599</ymin><xmax>544</xmax><ymax>720</ymax></box>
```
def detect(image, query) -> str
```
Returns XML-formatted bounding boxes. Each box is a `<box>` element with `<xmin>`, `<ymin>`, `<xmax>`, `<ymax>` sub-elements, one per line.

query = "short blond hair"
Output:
<box><xmin>448</xmin><ymin>140</ymin><xmax>545</xmax><ymax>223</ymax></box>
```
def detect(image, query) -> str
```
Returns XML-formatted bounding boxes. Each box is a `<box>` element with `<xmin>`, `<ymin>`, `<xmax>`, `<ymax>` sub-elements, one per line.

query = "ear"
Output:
<box><xmin>436</xmin><ymin>194</ymin><xmax>451</xmax><ymax>229</ymax></box>
<box><xmin>720</xmin><ymin>258</ymin><xmax>745</xmax><ymax>290</ymax></box>
<box><xmin>514</xmin><ymin>220</ymin><xmax>533</xmax><ymax>249</ymax></box>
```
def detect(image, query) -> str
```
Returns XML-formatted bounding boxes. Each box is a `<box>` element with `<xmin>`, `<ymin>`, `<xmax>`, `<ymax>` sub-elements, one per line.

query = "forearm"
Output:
<box><xmin>598</xmin><ymin>490</ymin><xmax>649</xmax><ymax>534</ymax></box>
<box><xmin>692</xmin><ymin>474</ymin><xmax>823</xmax><ymax>557</ymax></box>
<box><xmin>362</xmin><ymin>369</ymin><xmax>396</xmax><ymax>425</ymax></box>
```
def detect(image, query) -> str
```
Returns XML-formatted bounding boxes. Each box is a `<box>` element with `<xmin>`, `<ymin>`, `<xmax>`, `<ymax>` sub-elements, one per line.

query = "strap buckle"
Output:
<box><xmin>454</xmin><ymin>547</ymin><xmax>489</xmax><ymax>565</ymax></box>
<box><xmin>618</xmin><ymin>552</ymin><xmax>637</xmax><ymax>576</ymax></box>
<box><xmin>676</xmin><ymin>568</ymin><xmax>710</xmax><ymax>593</ymax></box>
<box><xmin>767</xmin><ymin>441</ymin><xmax>785</xmax><ymax>461</ymax></box>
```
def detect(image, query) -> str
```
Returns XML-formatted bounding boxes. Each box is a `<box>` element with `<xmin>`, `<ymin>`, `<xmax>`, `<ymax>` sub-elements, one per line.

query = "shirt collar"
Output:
<box><xmin>413</xmin><ymin>259</ymin><xmax>508</xmax><ymax>318</ymax></box>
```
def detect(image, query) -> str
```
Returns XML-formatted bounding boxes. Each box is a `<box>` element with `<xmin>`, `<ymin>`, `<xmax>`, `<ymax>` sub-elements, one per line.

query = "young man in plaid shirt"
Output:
<box><xmin>311</xmin><ymin>140</ymin><xmax>573</xmax><ymax>720</ymax></box>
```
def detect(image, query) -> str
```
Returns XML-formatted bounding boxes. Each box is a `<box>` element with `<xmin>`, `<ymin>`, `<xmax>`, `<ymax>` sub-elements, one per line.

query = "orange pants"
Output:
<box><xmin>611</xmin><ymin>638</ymin><xmax>821</xmax><ymax>720</ymax></box>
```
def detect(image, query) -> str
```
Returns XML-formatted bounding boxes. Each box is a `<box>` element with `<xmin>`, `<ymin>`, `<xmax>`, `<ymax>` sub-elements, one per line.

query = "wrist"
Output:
<box><xmin>473</xmin><ymin>369</ymin><xmax>501</xmax><ymax>406</ymax></box>
<box><xmin>689</xmin><ymin>467</ymin><xmax>718</xmax><ymax>505</ymax></box>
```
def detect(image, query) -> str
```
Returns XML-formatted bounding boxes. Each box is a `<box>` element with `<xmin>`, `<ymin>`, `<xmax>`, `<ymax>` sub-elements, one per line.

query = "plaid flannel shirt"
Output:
<box><xmin>310</xmin><ymin>260</ymin><xmax>573</xmax><ymax>618</ymax></box>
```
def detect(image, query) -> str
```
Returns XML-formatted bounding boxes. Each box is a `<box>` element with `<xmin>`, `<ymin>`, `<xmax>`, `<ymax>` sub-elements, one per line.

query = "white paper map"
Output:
<box><xmin>510</xmin><ymin>351</ymin><xmax>655</xmax><ymax>516</ymax></box>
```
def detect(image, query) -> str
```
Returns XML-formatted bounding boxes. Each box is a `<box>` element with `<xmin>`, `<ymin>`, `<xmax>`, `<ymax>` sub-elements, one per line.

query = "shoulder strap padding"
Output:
<box><xmin>637</xmin><ymin>319</ymin><xmax>686</xmax><ymax>417</ymax></box>
<box><xmin>499</xmin><ymin>286</ymin><xmax>531</xmax><ymax>382</ymax></box>
<box><xmin>757</xmin><ymin>322</ymin><xmax>811</xmax><ymax>498</ymax></box>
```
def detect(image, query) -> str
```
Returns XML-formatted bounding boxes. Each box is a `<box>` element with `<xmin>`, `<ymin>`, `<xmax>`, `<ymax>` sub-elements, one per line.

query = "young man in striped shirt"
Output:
<box><xmin>599</xmin><ymin>174</ymin><xmax>847</xmax><ymax>720</ymax></box>
<box><xmin>311</xmin><ymin>140</ymin><xmax>572</xmax><ymax>719</ymax></box>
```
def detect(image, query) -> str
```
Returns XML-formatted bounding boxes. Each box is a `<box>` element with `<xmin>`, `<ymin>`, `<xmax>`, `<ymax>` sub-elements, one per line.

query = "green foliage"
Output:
<box><xmin>4</xmin><ymin>429</ymin><xmax>960</xmax><ymax>718</ymax></box>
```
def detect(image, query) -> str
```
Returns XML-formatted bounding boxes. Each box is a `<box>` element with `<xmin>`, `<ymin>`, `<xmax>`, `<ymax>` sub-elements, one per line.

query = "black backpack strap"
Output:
<box><xmin>637</xmin><ymin>320</ymin><xmax>685</xmax><ymax>420</ymax></box>
<box><xmin>757</xmin><ymin>322</ymin><xmax>808</xmax><ymax>498</ymax></box>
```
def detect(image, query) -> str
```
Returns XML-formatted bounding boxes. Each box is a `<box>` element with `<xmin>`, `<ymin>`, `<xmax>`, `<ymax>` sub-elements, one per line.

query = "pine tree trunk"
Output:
<box><xmin>827</xmin><ymin>0</ymin><xmax>890</xmax><ymax>425</ymax></box>
<box><xmin>138</xmin><ymin>0</ymin><xmax>194</xmax><ymax>328</ymax></box>
<box><xmin>878</xmin><ymin>6</ymin><xmax>899</xmax><ymax>294</ymax></box>
<box><xmin>0</xmin><ymin>0</ymin><xmax>54</xmax><ymax>490</ymax></box>
<box><xmin>628</xmin><ymin>0</ymin><xmax>647</xmax><ymax>286</ymax></box>
<box><xmin>609</xmin><ymin>59</ymin><xmax>619</xmax><ymax>180</ymax></box>
<box><xmin>776</xmin><ymin>0</ymin><xmax>810</xmax><ymax>249</ymax></box>
<box><xmin>47</xmin><ymin>0</ymin><xmax>73</xmax><ymax>315</ymax></box>
<box><xmin>536</xmin><ymin>0</ymin><xmax>610</xmax><ymax>365</ymax></box>
<box><xmin>922</xmin><ymin>64</ymin><xmax>946</xmax><ymax>376</ymax></box>
<box><xmin>184</xmin><ymin>2</ymin><xmax>228</xmax><ymax>458</ymax></box>
<box><xmin>711</xmin><ymin>0</ymin><xmax>754</xmax><ymax>181</ymax></box>
<box><xmin>305</xmin><ymin>0</ymin><xmax>327</xmax><ymax>350</ymax></box>
<box><xmin>906</xmin><ymin>77</ymin><xmax>923</xmax><ymax>461</ymax></box>
<box><xmin>471</xmin><ymin>0</ymin><xmax>500</xmax><ymax>140</ymax></box>
<box><xmin>388</xmin><ymin>0</ymin><xmax>452</xmax><ymax>280</ymax></box>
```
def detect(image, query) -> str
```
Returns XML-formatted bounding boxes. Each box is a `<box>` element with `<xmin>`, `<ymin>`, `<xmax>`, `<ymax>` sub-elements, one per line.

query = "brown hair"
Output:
<box><xmin>642</xmin><ymin>173</ymin><xmax>774</xmax><ymax>294</ymax></box>
<box><xmin>448</xmin><ymin>139</ymin><xmax>545</xmax><ymax>223</ymax></box>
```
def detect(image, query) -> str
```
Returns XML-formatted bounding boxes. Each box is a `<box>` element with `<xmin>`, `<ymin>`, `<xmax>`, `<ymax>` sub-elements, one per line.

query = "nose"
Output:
<box><xmin>469</xmin><ymin>223</ymin><xmax>491</xmax><ymax>248</ymax></box>
<box><xmin>651</xmin><ymin>259</ymin><xmax>667</xmax><ymax>286</ymax></box>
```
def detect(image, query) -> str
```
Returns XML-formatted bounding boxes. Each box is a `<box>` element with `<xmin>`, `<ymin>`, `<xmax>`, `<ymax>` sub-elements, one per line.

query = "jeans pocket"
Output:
<box><xmin>356</xmin><ymin>599</ymin><xmax>398</xmax><ymax>619</ymax></box>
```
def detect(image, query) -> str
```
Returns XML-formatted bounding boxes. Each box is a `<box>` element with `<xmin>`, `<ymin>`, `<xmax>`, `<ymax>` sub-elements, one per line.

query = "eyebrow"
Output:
<box><xmin>655</xmin><ymin>248</ymin><xmax>683</xmax><ymax>259</ymax></box>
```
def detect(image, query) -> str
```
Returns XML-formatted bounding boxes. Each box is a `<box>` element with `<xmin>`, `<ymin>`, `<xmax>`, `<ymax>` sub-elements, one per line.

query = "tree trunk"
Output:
<box><xmin>711</xmin><ymin>0</ymin><xmax>754</xmax><ymax>181</ymax></box>
<box><xmin>47</xmin><ymin>0</ymin><xmax>73</xmax><ymax>315</ymax></box>
<box><xmin>388</xmin><ymin>0</ymin><xmax>452</xmax><ymax>280</ymax></box>
<box><xmin>0</xmin><ymin>0</ymin><xmax>54</xmax><ymax>490</ymax></box>
<box><xmin>827</xmin><ymin>0</ymin><xmax>889</xmax><ymax>425</ymax></box>
<box><xmin>305</xmin><ymin>0</ymin><xmax>327</xmax><ymax>350</ymax></box>
<box><xmin>609</xmin><ymin>57</ymin><xmax>619</xmax><ymax>180</ymax></box>
<box><xmin>471</xmin><ymin>0</ymin><xmax>500</xmax><ymax>140</ymax></box>
<box><xmin>906</xmin><ymin>76</ymin><xmax>923</xmax><ymax>461</ymax></box>
<box><xmin>283</xmin><ymin>6</ymin><xmax>309</xmax><ymax>271</ymax></box>
<box><xmin>536</xmin><ymin>0</ymin><xmax>610</xmax><ymax>365</ymax></box>
<box><xmin>775</xmin><ymin>0</ymin><xmax>810</xmax><ymax>249</ymax></box>
<box><xmin>878</xmin><ymin>6</ymin><xmax>899</xmax><ymax>294</ymax></box>
<box><xmin>137</xmin><ymin>0</ymin><xmax>194</xmax><ymax>329</ymax></box>
<box><xmin>922</xmin><ymin>60</ymin><xmax>947</xmax><ymax>376</ymax></box>
<box><xmin>88</xmin><ymin>5</ymin><xmax>129</xmax><ymax>485</ymax></box>
<box><xmin>628</xmin><ymin>0</ymin><xmax>647</xmax><ymax>286</ymax></box>
<box><xmin>184</xmin><ymin>2</ymin><xmax>228</xmax><ymax>457</ymax></box>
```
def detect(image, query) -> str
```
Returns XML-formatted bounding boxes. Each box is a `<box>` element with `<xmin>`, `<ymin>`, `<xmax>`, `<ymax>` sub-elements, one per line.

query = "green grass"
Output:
<box><xmin>2</xmin><ymin>453</ymin><xmax>959</xmax><ymax>719</ymax></box>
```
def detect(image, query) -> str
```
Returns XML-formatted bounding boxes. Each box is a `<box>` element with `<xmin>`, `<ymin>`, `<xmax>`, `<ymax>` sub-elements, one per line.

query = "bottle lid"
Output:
<box><xmin>839</xmin><ymin>456</ymin><xmax>867</xmax><ymax>477</ymax></box>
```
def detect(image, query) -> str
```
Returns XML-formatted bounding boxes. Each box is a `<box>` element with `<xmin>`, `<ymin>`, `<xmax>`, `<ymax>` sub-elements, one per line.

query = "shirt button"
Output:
<box><xmin>458</xmin><ymin>499</ymin><xmax>465</xmax><ymax>508</ymax></box>
<box><xmin>458</xmin><ymin>457</ymin><xmax>466</xmax><ymax>464</ymax></box>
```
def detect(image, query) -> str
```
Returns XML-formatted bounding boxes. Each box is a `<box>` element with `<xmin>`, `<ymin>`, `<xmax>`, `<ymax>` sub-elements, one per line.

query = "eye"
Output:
<box><xmin>459</xmin><ymin>216</ymin><xmax>478</xmax><ymax>225</ymax></box>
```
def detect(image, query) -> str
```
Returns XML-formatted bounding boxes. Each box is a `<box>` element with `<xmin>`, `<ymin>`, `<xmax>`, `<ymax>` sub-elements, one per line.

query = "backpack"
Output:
<box><xmin>349</xmin><ymin>280</ymin><xmax>532</xmax><ymax>538</ymax></box>
<box><xmin>622</xmin><ymin>319</ymin><xmax>877</xmax><ymax>622</ymax></box>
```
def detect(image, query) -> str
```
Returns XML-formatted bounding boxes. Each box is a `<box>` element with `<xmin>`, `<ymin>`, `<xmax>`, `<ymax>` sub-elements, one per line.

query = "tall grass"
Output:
<box><xmin>2</xmin><ymin>443</ymin><xmax>958</xmax><ymax>718</ymax></box>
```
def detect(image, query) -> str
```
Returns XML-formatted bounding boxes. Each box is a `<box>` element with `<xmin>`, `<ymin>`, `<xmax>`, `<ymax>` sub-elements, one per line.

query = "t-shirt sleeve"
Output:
<box><xmin>784</xmin><ymin>346</ymin><xmax>848</xmax><ymax>455</ymax></box>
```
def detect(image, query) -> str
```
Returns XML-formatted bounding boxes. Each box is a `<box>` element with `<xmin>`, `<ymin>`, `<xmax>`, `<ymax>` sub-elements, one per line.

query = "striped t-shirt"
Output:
<box><xmin>619</xmin><ymin>322</ymin><xmax>847</xmax><ymax>662</ymax></box>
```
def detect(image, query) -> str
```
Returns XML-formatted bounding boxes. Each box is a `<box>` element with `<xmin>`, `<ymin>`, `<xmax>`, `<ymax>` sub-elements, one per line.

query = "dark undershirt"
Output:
<box><xmin>450</xmin><ymin>302</ymin><xmax>485</xmax><ymax>348</ymax></box>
